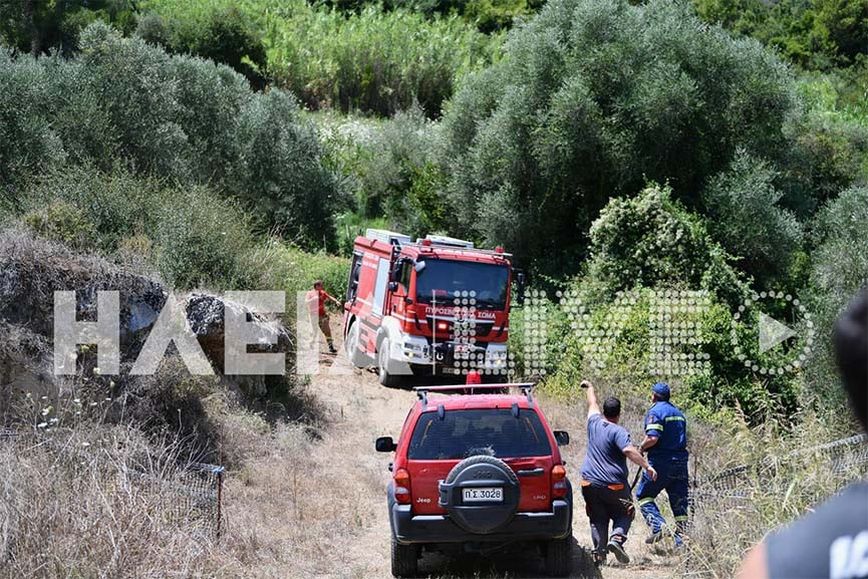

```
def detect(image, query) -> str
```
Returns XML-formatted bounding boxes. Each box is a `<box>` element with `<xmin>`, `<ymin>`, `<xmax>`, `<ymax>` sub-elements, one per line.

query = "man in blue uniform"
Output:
<box><xmin>635</xmin><ymin>382</ymin><xmax>689</xmax><ymax>546</ymax></box>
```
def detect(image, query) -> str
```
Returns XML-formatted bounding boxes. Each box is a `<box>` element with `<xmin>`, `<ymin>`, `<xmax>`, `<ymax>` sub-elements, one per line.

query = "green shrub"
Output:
<box><xmin>0</xmin><ymin>0</ymin><xmax>137</xmax><ymax>56</ymax></box>
<box><xmin>535</xmin><ymin>285</ymin><xmax>800</xmax><ymax>422</ymax></box>
<box><xmin>804</xmin><ymin>186</ymin><xmax>868</xmax><ymax>412</ymax></box>
<box><xmin>21</xmin><ymin>165</ymin><xmax>257</xmax><ymax>290</ymax></box>
<box><xmin>22</xmin><ymin>200</ymin><xmax>98</xmax><ymax>250</ymax></box>
<box><xmin>248</xmin><ymin>240</ymin><xmax>351</xmax><ymax>321</ymax></box>
<box><xmin>264</xmin><ymin>0</ymin><xmax>498</xmax><ymax>116</ymax></box>
<box><xmin>779</xmin><ymin>71</ymin><xmax>868</xmax><ymax>211</ymax></box>
<box><xmin>389</xmin><ymin>0</ymin><xmax>541</xmax><ymax>33</ymax></box>
<box><xmin>693</xmin><ymin>0</ymin><xmax>868</xmax><ymax>70</ymax></box>
<box><xmin>152</xmin><ymin>186</ymin><xmax>256</xmax><ymax>289</ymax></box>
<box><xmin>139</xmin><ymin>0</ymin><xmax>499</xmax><ymax>114</ymax></box>
<box><xmin>440</xmin><ymin>0</ymin><xmax>798</xmax><ymax>275</ymax></box>
<box><xmin>233</xmin><ymin>89</ymin><xmax>344</xmax><ymax>249</ymax></box>
<box><xmin>0</xmin><ymin>49</ymin><xmax>69</xmax><ymax>201</ymax></box>
<box><xmin>585</xmin><ymin>184</ymin><xmax>747</xmax><ymax>304</ymax></box>
<box><xmin>798</xmin><ymin>63</ymin><xmax>868</xmax><ymax>129</ymax></box>
<box><xmin>702</xmin><ymin>151</ymin><xmax>804</xmax><ymax>283</ymax></box>
<box><xmin>318</xmin><ymin>108</ymin><xmax>446</xmax><ymax>237</ymax></box>
<box><xmin>136</xmin><ymin>3</ymin><xmax>266</xmax><ymax>85</ymax></box>
<box><xmin>22</xmin><ymin>165</ymin><xmax>161</xmax><ymax>253</ymax></box>
<box><xmin>1</xmin><ymin>23</ymin><xmax>343</xmax><ymax>251</ymax></box>
<box><xmin>333</xmin><ymin>211</ymin><xmax>390</xmax><ymax>256</ymax></box>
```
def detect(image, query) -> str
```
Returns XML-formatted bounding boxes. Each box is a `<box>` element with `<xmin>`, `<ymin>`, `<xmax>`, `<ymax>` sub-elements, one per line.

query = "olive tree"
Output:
<box><xmin>440</xmin><ymin>0</ymin><xmax>797</xmax><ymax>275</ymax></box>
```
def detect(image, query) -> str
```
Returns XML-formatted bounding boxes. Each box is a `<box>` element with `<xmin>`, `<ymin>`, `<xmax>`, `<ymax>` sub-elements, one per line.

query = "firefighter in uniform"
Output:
<box><xmin>635</xmin><ymin>382</ymin><xmax>690</xmax><ymax>546</ymax></box>
<box><xmin>305</xmin><ymin>280</ymin><xmax>340</xmax><ymax>354</ymax></box>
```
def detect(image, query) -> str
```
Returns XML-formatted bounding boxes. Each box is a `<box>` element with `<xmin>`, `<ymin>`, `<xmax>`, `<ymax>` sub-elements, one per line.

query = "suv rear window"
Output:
<box><xmin>408</xmin><ymin>409</ymin><xmax>552</xmax><ymax>460</ymax></box>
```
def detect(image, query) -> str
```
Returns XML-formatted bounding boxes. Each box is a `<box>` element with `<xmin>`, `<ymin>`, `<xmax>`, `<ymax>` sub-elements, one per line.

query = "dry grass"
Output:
<box><xmin>682</xmin><ymin>417</ymin><xmax>867</xmax><ymax>577</ymax></box>
<box><xmin>217</xmin><ymin>423</ymin><xmax>381</xmax><ymax>576</ymax></box>
<box><xmin>0</xmin><ymin>426</ymin><xmax>227</xmax><ymax>578</ymax></box>
<box><xmin>537</xmin><ymin>385</ymin><xmax>868</xmax><ymax>578</ymax></box>
<box><xmin>0</xmin><ymin>403</ymin><xmax>374</xmax><ymax>578</ymax></box>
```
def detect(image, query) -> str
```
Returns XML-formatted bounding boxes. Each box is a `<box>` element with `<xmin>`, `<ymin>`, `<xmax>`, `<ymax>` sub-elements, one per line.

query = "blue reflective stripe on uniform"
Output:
<box><xmin>664</xmin><ymin>416</ymin><xmax>685</xmax><ymax>422</ymax></box>
<box><xmin>674</xmin><ymin>515</ymin><xmax>689</xmax><ymax>521</ymax></box>
<box><xmin>646</xmin><ymin>424</ymin><xmax>664</xmax><ymax>431</ymax></box>
<box><xmin>638</xmin><ymin>497</ymin><xmax>655</xmax><ymax>506</ymax></box>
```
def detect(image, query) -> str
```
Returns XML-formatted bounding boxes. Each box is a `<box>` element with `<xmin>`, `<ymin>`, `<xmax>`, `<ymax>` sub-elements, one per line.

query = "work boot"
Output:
<box><xmin>592</xmin><ymin>550</ymin><xmax>606</xmax><ymax>567</ymax></box>
<box><xmin>645</xmin><ymin>530</ymin><xmax>665</xmax><ymax>544</ymax></box>
<box><xmin>675</xmin><ymin>520</ymin><xmax>689</xmax><ymax>546</ymax></box>
<box><xmin>607</xmin><ymin>535</ymin><xmax>630</xmax><ymax>564</ymax></box>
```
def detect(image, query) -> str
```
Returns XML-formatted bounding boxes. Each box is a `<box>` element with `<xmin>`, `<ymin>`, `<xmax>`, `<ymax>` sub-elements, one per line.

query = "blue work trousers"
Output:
<box><xmin>635</xmin><ymin>454</ymin><xmax>689</xmax><ymax>537</ymax></box>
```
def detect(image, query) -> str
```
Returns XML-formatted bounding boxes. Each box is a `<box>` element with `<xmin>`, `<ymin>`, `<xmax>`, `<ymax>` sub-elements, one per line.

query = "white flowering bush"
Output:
<box><xmin>585</xmin><ymin>184</ymin><xmax>746</xmax><ymax>303</ymax></box>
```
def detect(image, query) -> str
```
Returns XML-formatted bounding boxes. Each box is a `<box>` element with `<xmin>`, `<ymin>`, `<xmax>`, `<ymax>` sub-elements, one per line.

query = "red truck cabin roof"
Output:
<box><xmin>352</xmin><ymin>235</ymin><xmax>511</xmax><ymax>267</ymax></box>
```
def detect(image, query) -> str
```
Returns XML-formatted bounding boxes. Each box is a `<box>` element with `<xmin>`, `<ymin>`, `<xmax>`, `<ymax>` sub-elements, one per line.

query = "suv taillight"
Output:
<box><xmin>394</xmin><ymin>468</ymin><xmax>411</xmax><ymax>504</ymax></box>
<box><xmin>552</xmin><ymin>464</ymin><xmax>568</xmax><ymax>499</ymax></box>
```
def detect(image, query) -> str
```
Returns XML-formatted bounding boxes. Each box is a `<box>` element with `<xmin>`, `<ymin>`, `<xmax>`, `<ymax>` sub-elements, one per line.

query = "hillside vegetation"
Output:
<box><xmin>0</xmin><ymin>0</ymin><xmax>866</xmax><ymax>576</ymax></box>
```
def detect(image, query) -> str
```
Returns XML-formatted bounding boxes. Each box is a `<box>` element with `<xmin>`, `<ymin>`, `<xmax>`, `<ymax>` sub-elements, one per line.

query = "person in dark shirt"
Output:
<box><xmin>737</xmin><ymin>288</ymin><xmax>868</xmax><ymax>579</ymax></box>
<box><xmin>579</xmin><ymin>380</ymin><xmax>657</xmax><ymax>566</ymax></box>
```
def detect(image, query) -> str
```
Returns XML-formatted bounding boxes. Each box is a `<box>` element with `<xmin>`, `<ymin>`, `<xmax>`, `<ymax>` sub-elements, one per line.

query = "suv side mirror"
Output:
<box><xmin>554</xmin><ymin>431</ymin><xmax>570</xmax><ymax>446</ymax></box>
<box><xmin>375</xmin><ymin>436</ymin><xmax>397</xmax><ymax>453</ymax></box>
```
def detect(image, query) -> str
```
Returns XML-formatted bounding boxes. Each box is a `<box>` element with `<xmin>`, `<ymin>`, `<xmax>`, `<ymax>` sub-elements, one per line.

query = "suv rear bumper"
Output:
<box><xmin>389</xmin><ymin>499</ymin><xmax>572</xmax><ymax>544</ymax></box>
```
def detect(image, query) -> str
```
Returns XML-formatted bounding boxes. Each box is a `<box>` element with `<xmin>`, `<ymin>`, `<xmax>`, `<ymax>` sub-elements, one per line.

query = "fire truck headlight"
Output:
<box><xmin>484</xmin><ymin>344</ymin><xmax>508</xmax><ymax>368</ymax></box>
<box><xmin>401</xmin><ymin>336</ymin><xmax>430</xmax><ymax>361</ymax></box>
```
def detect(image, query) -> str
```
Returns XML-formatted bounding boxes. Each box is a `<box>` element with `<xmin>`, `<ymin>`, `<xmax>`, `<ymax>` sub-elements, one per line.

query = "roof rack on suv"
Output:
<box><xmin>413</xmin><ymin>383</ymin><xmax>536</xmax><ymax>407</ymax></box>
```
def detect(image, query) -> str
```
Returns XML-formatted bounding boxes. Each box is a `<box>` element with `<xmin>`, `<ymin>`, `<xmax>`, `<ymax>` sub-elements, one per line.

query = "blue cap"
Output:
<box><xmin>652</xmin><ymin>382</ymin><xmax>671</xmax><ymax>400</ymax></box>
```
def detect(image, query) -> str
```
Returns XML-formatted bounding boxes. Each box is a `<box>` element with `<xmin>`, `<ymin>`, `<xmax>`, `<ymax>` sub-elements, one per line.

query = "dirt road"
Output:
<box><xmin>294</xmin><ymin>346</ymin><xmax>680</xmax><ymax>579</ymax></box>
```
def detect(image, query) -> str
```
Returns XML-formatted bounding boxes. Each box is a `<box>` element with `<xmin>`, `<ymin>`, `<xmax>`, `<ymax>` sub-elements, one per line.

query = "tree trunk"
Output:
<box><xmin>23</xmin><ymin>0</ymin><xmax>39</xmax><ymax>56</ymax></box>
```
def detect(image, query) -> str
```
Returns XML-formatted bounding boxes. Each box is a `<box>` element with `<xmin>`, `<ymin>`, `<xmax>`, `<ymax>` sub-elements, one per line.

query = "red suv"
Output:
<box><xmin>375</xmin><ymin>384</ymin><xmax>575</xmax><ymax>577</ymax></box>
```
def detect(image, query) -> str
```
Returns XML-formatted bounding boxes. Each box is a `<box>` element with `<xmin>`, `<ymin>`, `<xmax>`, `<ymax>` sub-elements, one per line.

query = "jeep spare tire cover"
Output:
<box><xmin>439</xmin><ymin>455</ymin><xmax>520</xmax><ymax>534</ymax></box>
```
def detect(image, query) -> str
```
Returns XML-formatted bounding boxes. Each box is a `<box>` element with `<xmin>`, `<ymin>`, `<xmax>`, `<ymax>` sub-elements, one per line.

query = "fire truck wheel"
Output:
<box><xmin>345</xmin><ymin>321</ymin><xmax>368</xmax><ymax>368</ymax></box>
<box><xmin>378</xmin><ymin>338</ymin><xmax>401</xmax><ymax>388</ymax></box>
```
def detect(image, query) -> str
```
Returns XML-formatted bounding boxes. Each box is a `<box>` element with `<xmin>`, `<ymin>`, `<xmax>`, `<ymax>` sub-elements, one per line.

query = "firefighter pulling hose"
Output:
<box><xmin>306</xmin><ymin>280</ymin><xmax>341</xmax><ymax>354</ymax></box>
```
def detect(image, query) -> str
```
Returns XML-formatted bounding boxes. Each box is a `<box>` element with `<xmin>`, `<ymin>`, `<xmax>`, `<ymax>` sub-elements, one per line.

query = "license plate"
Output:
<box><xmin>462</xmin><ymin>487</ymin><xmax>503</xmax><ymax>503</ymax></box>
<box><xmin>454</xmin><ymin>344</ymin><xmax>472</xmax><ymax>356</ymax></box>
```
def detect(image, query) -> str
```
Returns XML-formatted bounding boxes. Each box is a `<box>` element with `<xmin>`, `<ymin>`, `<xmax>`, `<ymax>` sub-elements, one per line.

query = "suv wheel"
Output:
<box><xmin>390</xmin><ymin>536</ymin><xmax>418</xmax><ymax>578</ymax></box>
<box><xmin>378</xmin><ymin>338</ymin><xmax>400</xmax><ymax>387</ymax></box>
<box><xmin>439</xmin><ymin>455</ymin><xmax>520</xmax><ymax>534</ymax></box>
<box><xmin>544</xmin><ymin>534</ymin><xmax>573</xmax><ymax>577</ymax></box>
<box><xmin>345</xmin><ymin>321</ymin><xmax>367</xmax><ymax>368</ymax></box>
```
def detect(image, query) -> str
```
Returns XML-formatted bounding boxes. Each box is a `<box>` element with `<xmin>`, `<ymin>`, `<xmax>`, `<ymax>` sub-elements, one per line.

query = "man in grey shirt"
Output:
<box><xmin>580</xmin><ymin>380</ymin><xmax>657</xmax><ymax>566</ymax></box>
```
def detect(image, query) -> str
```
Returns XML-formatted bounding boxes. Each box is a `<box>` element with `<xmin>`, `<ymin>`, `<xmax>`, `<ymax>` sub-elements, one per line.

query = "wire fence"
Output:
<box><xmin>127</xmin><ymin>461</ymin><xmax>226</xmax><ymax>537</ymax></box>
<box><xmin>683</xmin><ymin>433</ymin><xmax>868</xmax><ymax>577</ymax></box>
<box><xmin>0</xmin><ymin>428</ymin><xmax>225</xmax><ymax>538</ymax></box>
<box><xmin>689</xmin><ymin>433</ymin><xmax>868</xmax><ymax>509</ymax></box>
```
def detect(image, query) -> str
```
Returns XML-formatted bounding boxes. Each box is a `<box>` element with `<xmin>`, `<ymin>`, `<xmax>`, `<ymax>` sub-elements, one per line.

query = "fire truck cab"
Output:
<box><xmin>343</xmin><ymin>229</ymin><xmax>515</xmax><ymax>387</ymax></box>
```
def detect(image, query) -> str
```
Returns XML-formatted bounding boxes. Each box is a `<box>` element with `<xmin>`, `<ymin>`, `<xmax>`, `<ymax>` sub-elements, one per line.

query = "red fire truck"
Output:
<box><xmin>342</xmin><ymin>230</ymin><xmax>518</xmax><ymax>386</ymax></box>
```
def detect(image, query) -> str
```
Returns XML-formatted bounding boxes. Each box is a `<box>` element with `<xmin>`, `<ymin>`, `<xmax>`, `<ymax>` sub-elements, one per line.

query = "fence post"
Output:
<box><xmin>215</xmin><ymin>466</ymin><xmax>224</xmax><ymax>539</ymax></box>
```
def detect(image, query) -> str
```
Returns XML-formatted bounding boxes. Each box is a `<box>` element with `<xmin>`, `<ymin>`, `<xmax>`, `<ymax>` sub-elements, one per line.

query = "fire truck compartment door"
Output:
<box><xmin>373</xmin><ymin>258</ymin><xmax>390</xmax><ymax>316</ymax></box>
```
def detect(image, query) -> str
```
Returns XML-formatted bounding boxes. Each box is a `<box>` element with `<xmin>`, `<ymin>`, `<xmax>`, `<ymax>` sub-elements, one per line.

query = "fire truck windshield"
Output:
<box><xmin>415</xmin><ymin>260</ymin><xmax>509</xmax><ymax>309</ymax></box>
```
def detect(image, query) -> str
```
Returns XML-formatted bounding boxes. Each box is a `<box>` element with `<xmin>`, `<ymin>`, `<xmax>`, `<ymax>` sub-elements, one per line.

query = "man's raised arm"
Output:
<box><xmin>581</xmin><ymin>379</ymin><xmax>601</xmax><ymax>418</ymax></box>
